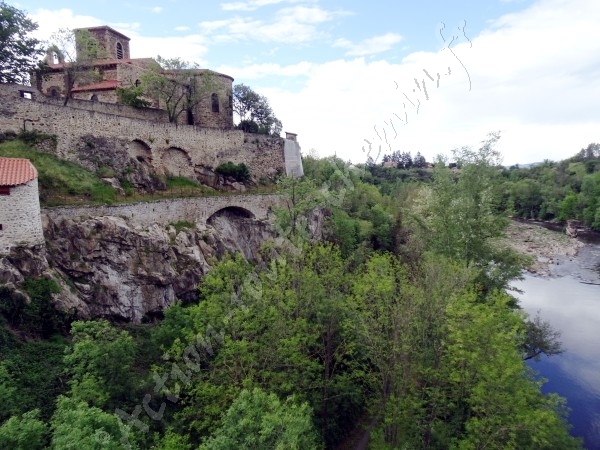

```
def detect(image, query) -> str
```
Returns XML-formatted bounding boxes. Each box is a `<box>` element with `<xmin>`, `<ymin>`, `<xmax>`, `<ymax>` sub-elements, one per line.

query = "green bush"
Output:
<box><xmin>215</xmin><ymin>161</ymin><xmax>251</xmax><ymax>182</ymax></box>
<box><xmin>237</xmin><ymin>119</ymin><xmax>259</xmax><ymax>133</ymax></box>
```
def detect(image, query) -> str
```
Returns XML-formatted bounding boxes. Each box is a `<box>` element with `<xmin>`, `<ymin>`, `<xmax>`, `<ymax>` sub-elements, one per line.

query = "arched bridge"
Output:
<box><xmin>42</xmin><ymin>194</ymin><xmax>286</xmax><ymax>228</ymax></box>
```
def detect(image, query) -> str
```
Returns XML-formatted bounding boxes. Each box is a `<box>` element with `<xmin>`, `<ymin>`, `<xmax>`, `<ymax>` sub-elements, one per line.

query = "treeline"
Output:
<box><xmin>500</xmin><ymin>142</ymin><xmax>600</xmax><ymax>229</ymax></box>
<box><xmin>0</xmin><ymin>133</ymin><xmax>582</xmax><ymax>449</ymax></box>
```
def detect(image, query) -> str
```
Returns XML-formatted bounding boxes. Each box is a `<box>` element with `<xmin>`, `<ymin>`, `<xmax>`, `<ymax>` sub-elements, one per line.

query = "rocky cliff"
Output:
<box><xmin>0</xmin><ymin>207</ymin><xmax>280</xmax><ymax>322</ymax></box>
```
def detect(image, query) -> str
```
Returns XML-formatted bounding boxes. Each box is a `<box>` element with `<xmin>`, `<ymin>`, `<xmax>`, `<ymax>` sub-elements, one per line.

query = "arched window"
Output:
<box><xmin>116</xmin><ymin>42</ymin><xmax>123</xmax><ymax>59</ymax></box>
<box><xmin>49</xmin><ymin>88</ymin><xmax>59</xmax><ymax>98</ymax></box>
<box><xmin>134</xmin><ymin>79</ymin><xmax>141</xmax><ymax>87</ymax></box>
<box><xmin>52</xmin><ymin>52</ymin><xmax>59</xmax><ymax>64</ymax></box>
<box><xmin>91</xmin><ymin>94</ymin><xmax>98</xmax><ymax>102</ymax></box>
<box><xmin>211</xmin><ymin>93</ymin><xmax>219</xmax><ymax>113</ymax></box>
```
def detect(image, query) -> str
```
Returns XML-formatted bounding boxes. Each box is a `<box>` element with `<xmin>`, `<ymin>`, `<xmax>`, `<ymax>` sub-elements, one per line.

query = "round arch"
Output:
<box><xmin>161</xmin><ymin>147</ymin><xmax>194</xmax><ymax>178</ymax></box>
<box><xmin>127</xmin><ymin>139</ymin><xmax>153</xmax><ymax>164</ymax></box>
<box><xmin>207</xmin><ymin>206</ymin><xmax>255</xmax><ymax>225</ymax></box>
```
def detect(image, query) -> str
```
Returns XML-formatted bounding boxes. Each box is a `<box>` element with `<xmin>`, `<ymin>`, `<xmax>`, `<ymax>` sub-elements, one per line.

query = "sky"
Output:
<box><xmin>7</xmin><ymin>0</ymin><xmax>600</xmax><ymax>165</ymax></box>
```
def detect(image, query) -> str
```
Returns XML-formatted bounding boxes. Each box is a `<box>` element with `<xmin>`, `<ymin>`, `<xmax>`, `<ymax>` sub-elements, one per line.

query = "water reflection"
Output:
<box><xmin>513</xmin><ymin>270</ymin><xmax>600</xmax><ymax>448</ymax></box>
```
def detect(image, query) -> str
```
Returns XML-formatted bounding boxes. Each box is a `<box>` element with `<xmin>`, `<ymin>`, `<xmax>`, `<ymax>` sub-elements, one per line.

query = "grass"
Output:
<box><xmin>166</xmin><ymin>175</ymin><xmax>199</xmax><ymax>189</ymax></box>
<box><xmin>0</xmin><ymin>140</ymin><xmax>117</xmax><ymax>206</ymax></box>
<box><xmin>170</xmin><ymin>220</ymin><xmax>195</xmax><ymax>233</ymax></box>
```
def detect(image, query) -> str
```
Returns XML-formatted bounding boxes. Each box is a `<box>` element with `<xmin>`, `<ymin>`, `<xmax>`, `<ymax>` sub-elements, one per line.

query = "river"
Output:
<box><xmin>513</xmin><ymin>243</ymin><xmax>600</xmax><ymax>449</ymax></box>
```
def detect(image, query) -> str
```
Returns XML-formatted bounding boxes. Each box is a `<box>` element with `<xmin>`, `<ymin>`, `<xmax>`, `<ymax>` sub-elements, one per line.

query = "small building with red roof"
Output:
<box><xmin>0</xmin><ymin>158</ymin><xmax>44</xmax><ymax>254</ymax></box>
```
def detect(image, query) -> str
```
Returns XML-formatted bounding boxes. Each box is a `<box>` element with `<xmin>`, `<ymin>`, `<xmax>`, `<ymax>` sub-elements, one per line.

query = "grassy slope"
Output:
<box><xmin>0</xmin><ymin>140</ymin><xmax>116</xmax><ymax>206</ymax></box>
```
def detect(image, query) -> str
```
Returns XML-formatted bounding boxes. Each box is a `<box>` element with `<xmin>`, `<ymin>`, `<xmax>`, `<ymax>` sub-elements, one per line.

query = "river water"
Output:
<box><xmin>513</xmin><ymin>243</ymin><xmax>600</xmax><ymax>449</ymax></box>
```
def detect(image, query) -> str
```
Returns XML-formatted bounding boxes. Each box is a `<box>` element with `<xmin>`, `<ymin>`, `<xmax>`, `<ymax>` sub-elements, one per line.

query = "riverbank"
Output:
<box><xmin>502</xmin><ymin>220</ymin><xmax>585</xmax><ymax>277</ymax></box>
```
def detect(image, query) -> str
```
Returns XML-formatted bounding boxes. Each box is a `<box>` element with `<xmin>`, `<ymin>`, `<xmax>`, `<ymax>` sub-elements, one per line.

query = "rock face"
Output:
<box><xmin>0</xmin><ymin>209</ymin><xmax>275</xmax><ymax>322</ymax></box>
<box><xmin>45</xmin><ymin>209</ymin><xmax>275</xmax><ymax>322</ymax></box>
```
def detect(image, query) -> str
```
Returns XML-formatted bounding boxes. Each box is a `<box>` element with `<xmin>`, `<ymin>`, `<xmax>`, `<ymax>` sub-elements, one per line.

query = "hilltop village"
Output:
<box><xmin>0</xmin><ymin>25</ymin><xmax>304</xmax><ymax>255</ymax></box>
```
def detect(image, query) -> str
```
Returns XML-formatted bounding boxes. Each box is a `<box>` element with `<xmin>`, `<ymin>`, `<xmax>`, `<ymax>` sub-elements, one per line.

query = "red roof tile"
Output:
<box><xmin>0</xmin><ymin>158</ymin><xmax>38</xmax><ymax>186</ymax></box>
<box><xmin>71</xmin><ymin>80</ymin><xmax>120</xmax><ymax>92</ymax></box>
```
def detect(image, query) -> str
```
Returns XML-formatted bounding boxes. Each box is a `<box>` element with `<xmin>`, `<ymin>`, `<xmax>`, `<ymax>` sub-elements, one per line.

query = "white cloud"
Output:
<box><xmin>220</xmin><ymin>0</ymin><xmax>314</xmax><ymax>12</ymax></box>
<box><xmin>150</xmin><ymin>6</ymin><xmax>163</xmax><ymax>13</ymax></box>
<box><xmin>175</xmin><ymin>25</ymin><xmax>190</xmax><ymax>31</ymax></box>
<box><xmin>216</xmin><ymin>61</ymin><xmax>314</xmax><ymax>79</ymax></box>
<box><xmin>29</xmin><ymin>8</ymin><xmax>209</xmax><ymax>64</ymax></box>
<box><xmin>333</xmin><ymin>32</ymin><xmax>403</xmax><ymax>56</ymax></box>
<box><xmin>259</xmin><ymin>0</ymin><xmax>600</xmax><ymax>166</ymax></box>
<box><xmin>199</xmin><ymin>5</ymin><xmax>348</xmax><ymax>44</ymax></box>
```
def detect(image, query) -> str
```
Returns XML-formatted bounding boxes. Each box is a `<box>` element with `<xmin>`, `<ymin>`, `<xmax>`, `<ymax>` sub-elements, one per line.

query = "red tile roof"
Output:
<box><xmin>0</xmin><ymin>158</ymin><xmax>38</xmax><ymax>186</ymax></box>
<box><xmin>71</xmin><ymin>80</ymin><xmax>120</xmax><ymax>92</ymax></box>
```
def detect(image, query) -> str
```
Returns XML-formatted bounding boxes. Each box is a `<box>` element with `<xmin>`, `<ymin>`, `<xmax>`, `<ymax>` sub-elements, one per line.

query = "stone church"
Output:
<box><xmin>35</xmin><ymin>26</ymin><xmax>234</xmax><ymax>129</ymax></box>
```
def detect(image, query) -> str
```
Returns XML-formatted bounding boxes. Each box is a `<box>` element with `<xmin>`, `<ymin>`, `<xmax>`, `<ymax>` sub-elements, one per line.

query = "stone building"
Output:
<box><xmin>35</xmin><ymin>25</ymin><xmax>234</xmax><ymax>129</ymax></box>
<box><xmin>0</xmin><ymin>158</ymin><xmax>45</xmax><ymax>254</ymax></box>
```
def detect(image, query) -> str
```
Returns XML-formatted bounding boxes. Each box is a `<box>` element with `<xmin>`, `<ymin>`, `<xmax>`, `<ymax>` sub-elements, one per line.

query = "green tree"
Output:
<box><xmin>64</xmin><ymin>320</ymin><xmax>135</xmax><ymax>408</ymax></box>
<box><xmin>199</xmin><ymin>388</ymin><xmax>321</xmax><ymax>450</ymax></box>
<box><xmin>50</xmin><ymin>396</ymin><xmax>139</xmax><ymax>449</ymax></box>
<box><xmin>0</xmin><ymin>1</ymin><xmax>44</xmax><ymax>84</ymax></box>
<box><xmin>0</xmin><ymin>409</ymin><xmax>49</xmax><ymax>450</ymax></box>
<box><xmin>116</xmin><ymin>83</ymin><xmax>152</xmax><ymax>108</ymax></box>
<box><xmin>47</xmin><ymin>28</ymin><xmax>104</xmax><ymax>105</ymax></box>
<box><xmin>0</xmin><ymin>363</ymin><xmax>18</xmax><ymax>422</ymax></box>
<box><xmin>426</xmin><ymin>132</ymin><xmax>525</xmax><ymax>292</ymax></box>
<box><xmin>443</xmin><ymin>291</ymin><xmax>581</xmax><ymax>449</ymax></box>
<box><xmin>232</xmin><ymin>83</ymin><xmax>282</xmax><ymax>135</ymax></box>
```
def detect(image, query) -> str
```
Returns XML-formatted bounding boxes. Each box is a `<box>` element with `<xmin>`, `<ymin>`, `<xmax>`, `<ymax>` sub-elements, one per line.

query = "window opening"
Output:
<box><xmin>211</xmin><ymin>93</ymin><xmax>219</xmax><ymax>113</ymax></box>
<box><xmin>116</xmin><ymin>42</ymin><xmax>123</xmax><ymax>59</ymax></box>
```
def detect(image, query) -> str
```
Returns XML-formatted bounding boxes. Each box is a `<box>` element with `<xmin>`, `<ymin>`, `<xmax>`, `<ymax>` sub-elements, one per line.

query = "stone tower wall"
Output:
<box><xmin>0</xmin><ymin>179</ymin><xmax>45</xmax><ymax>254</ymax></box>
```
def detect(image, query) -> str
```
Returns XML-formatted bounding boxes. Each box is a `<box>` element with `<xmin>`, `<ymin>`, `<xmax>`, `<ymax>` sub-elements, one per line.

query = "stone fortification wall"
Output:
<box><xmin>42</xmin><ymin>194</ymin><xmax>284</xmax><ymax>228</ymax></box>
<box><xmin>0</xmin><ymin>84</ymin><xmax>285</xmax><ymax>179</ymax></box>
<box><xmin>0</xmin><ymin>179</ymin><xmax>45</xmax><ymax>254</ymax></box>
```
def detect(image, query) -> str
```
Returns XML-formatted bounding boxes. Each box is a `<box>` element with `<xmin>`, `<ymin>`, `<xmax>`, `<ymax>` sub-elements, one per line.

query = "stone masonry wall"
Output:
<box><xmin>42</xmin><ymin>194</ymin><xmax>284</xmax><ymax>228</ymax></box>
<box><xmin>0</xmin><ymin>84</ymin><xmax>286</xmax><ymax>179</ymax></box>
<box><xmin>0</xmin><ymin>179</ymin><xmax>45</xmax><ymax>254</ymax></box>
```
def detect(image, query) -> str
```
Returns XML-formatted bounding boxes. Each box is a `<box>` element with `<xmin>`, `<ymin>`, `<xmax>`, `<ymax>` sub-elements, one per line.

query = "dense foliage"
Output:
<box><xmin>232</xmin><ymin>83</ymin><xmax>282</xmax><ymax>136</ymax></box>
<box><xmin>0</xmin><ymin>1</ymin><xmax>44</xmax><ymax>84</ymax></box>
<box><xmin>215</xmin><ymin>161</ymin><xmax>251</xmax><ymax>182</ymax></box>
<box><xmin>501</xmin><ymin>142</ymin><xmax>600</xmax><ymax>229</ymax></box>
<box><xmin>0</xmin><ymin>132</ymin><xmax>586</xmax><ymax>449</ymax></box>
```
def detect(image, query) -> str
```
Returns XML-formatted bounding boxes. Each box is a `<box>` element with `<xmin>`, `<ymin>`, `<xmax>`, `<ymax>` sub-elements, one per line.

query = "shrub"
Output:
<box><xmin>215</xmin><ymin>161</ymin><xmax>251</xmax><ymax>182</ymax></box>
<box><xmin>237</xmin><ymin>119</ymin><xmax>259</xmax><ymax>133</ymax></box>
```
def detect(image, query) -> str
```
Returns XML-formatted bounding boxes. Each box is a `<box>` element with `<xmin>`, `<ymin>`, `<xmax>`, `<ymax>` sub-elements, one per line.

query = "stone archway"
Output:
<box><xmin>161</xmin><ymin>147</ymin><xmax>194</xmax><ymax>178</ymax></box>
<box><xmin>127</xmin><ymin>139</ymin><xmax>153</xmax><ymax>165</ymax></box>
<box><xmin>207</xmin><ymin>206</ymin><xmax>255</xmax><ymax>225</ymax></box>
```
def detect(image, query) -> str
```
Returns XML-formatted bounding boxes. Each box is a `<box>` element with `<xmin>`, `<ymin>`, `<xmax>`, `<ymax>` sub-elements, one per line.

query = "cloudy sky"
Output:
<box><xmin>7</xmin><ymin>0</ymin><xmax>600</xmax><ymax>165</ymax></box>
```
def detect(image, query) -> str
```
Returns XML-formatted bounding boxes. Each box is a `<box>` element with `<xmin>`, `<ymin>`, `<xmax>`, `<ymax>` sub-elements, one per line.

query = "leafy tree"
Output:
<box><xmin>413</xmin><ymin>151</ymin><xmax>426</xmax><ymax>168</ymax></box>
<box><xmin>443</xmin><ymin>291</ymin><xmax>581</xmax><ymax>449</ymax></box>
<box><xmin>0</xmin><ymin>363</ymin><xmax>18</xmax><ymax>422</ymax></box>
<box><xmin>50</xmin><ymin>396</ymin><xmax>139</xmax><ymax>449</ymax></box>
<box><xmin>522</xmin><ymin>314</ymin><xmax>564</xmax><ymax>361</ymax></box>
<box><xmin>116</xmin><ymin>83</ymin><xmax>152</xmax><ymax>108</ymax></box>
<box><xmin>232</xmin><ymin>83</ymin><xmax>282</xmax><ymax>135</ymax></box>
<box><xmin>140</xmin><ymin>56</ymin><xmax>216</xmax><ymax>123</ymax></box>
<box><xmin>199</xmin><ymin>388</ymin><xmax>321</xmax><ymax>450</ymax></box>
<box><xmin>400</xmin><ymin>151</ymin><xmax>413</xmax><ymax>169</ymax></box>
<box><xmin>63</xmin><ymin>320</ymin><xmax>135</xmax><ymax>408</ymax></box>
<box><xmin>0</xmin><ymin>409</ymin><xmax>49</xmax><ymax>450</ymax></box>
<box><xmin>0</xmin><ymin>1</ymin><xmax>44</xmax><ymax>84</ymax></box>
<box><xmin>47</xmin><ymin>28</ymin><xmax>105</xmax><ymax>105</ymax></box>
<box><xmin>425</xmin><ymin>132</ymin><xmax>525</xmax><ymax>292</ymax></box>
